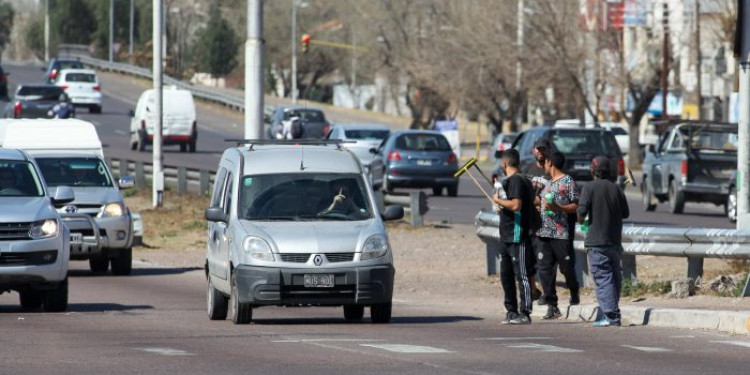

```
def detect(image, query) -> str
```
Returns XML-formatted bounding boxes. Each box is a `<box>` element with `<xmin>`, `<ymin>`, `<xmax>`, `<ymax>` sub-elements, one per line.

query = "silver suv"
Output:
<box><xmin>204</xmin><ymin>140</ymin><xmax>404</xmax><ymax>324</ymax></box>
<box><xmin>0</xmin><ymin>148</ymin><xmax>74</xmax><ymax>312</ymax></box>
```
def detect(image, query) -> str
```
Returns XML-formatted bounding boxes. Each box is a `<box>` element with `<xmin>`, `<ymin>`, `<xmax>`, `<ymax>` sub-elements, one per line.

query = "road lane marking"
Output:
<box><xmin>712</xmin><ymin>340</ymin><xmax>750</xmax><ymax>348</ymax></box>
<box><xmin>476</xmin><ymin>337</ymin><xmax>552</xmax><ymax>341</ymax></box>
<box><xmin>137</xmin><ymin>347</ymin><xmax>193</xmax><ymax>356</ymax></box>
<box><xmin>114</xmin><ymin>129</ymin><xmax>127</xmax><ymax>135</ymax></box>
<box><xmin>273</xmin><ymin>338</ymin><xmax>384</xmax><ymax>343</ymax></box>
<box><xmin>360</xmin><ymin>344</ymin><xmax>452</xmax><ymax>354</ymax></box>
<box><xmin>622</xmin><ymin>345</ymin><xmax>672</xmax><ymax>353</ymax></box>
<box><xmin>506</xmin><ymin>343</ymin><xmax>582</xmax><ymax>353</ymax></box>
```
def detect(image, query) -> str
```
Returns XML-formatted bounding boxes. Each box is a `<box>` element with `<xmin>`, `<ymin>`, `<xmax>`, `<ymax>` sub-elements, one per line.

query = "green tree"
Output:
<box><xmin>24</xmin><ymin>10</ymin><xmax>45</xmax><ymax>60</ymax></box>
<box><xmin>0</xmin><ymin>1</ymin><xmax>13</xmax><ymax>60</ymax></box>
<box><xmin>193</xmin><ymin>4</ymin><xmax>239</xmax><ymax>77</ymax></box>
<box><xmin>87</xmin><ymin>0</ymin><xmax>132</xmax><ymax>59</ymax></box>
<box><xmin>51</xmin><ymin>0</ymin><xmax>95</xmax><ymax>45</ymax></box>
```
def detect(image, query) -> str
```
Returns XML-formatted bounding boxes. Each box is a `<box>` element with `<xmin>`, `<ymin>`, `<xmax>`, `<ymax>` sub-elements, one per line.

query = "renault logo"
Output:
<box><xmin>63</xmin><ymin>205</ymin><xmax>77</xmax><ymax>214</ymax></box>
<box><xmin>313</xmin><ymin>255</ymin><xmax>323</xmax><ymax>266</ymax></box>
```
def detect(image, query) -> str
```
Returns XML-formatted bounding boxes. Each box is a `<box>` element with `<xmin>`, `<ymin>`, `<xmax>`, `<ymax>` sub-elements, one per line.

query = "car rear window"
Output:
<box><xmin>344</xmin><ymin>129</ymin><xmax>389</xmax><ymax>140</ymax></box>
<box><xmin>64</xmin><ymin>73</ymin><xmax>96</xmax><ymax>83</ymax></box>
<box><xmin>396</xmin><ymin>133</ymin><xmax>452</xmax><ymax>151</ymax></box>
<box><xmin>58</xmin><ymin>61</ymin><xmax>85</xmax><ymax>70</ymax></box>
<box><xmin>284</xmin><ymin>109</ymin><xmax>326</xmax><ymax>123</ymax></box>
<box><xmin>17</xmin><ymin>86</ymin><xmax>64</xmax><ymax>99</ymax></box>
<box><xmin>550</xmin><ymin>130</ymin><xmax>620</xmax><ymax>157</ymax></box>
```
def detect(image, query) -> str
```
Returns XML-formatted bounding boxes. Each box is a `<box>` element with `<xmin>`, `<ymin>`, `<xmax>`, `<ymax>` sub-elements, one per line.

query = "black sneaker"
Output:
<box><xmin>537</xmin><ymin>296</ymin><xmax>548</xmax><ymax>306</ymax></box>
<box><xmin>509</xmin><ymin>314</ymin><xmax>532</xmax><ymax>325</ymax></box>
<box><xmin>569</xmin><ymin>292</ymin><xmax>580</xmax><ymax>306</ymax></box>
<box><xmin>501</xmin><ymin>311</ymin><xmax>519</xmax><ymax>325</ymax></box>
<box><xmin>542</xmin><ymin>306</ymin><xmax>562</xmax><ymax>320</ymax></box>
<box><xmin>532</xmin><ymin>288</ymin><xmax>542</xmax><ymax>302</ymax></box>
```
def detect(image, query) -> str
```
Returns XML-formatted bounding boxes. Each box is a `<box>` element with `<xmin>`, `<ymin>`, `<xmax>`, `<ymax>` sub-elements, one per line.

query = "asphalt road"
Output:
<box><xmin>2</xmin><ymin>262</ymin><xmax>750</xmax><ymax>375</ymax></box>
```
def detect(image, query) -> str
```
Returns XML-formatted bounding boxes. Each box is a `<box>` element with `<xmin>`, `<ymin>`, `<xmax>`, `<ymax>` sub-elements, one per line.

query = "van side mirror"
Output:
<box><xmin>382</xmin><ymin>205</ymin><xmax>404</xmax><ymax>221</ymax></box>
<box><xmin>51</xmin><ymin>186</ymin><xmax>75</xmax><ymax>206</ymax></box>
<box><xmin>118</xmin><ymin>176</ymin><xmax>135</xmax><ymax>189</ymax></box>
<box><xmin>128</xmin><ymin>109</ymin><xmax>135</xmax><ymax>117</ymax></box>
<box><xmin>205</xmin><ymin>207</ymin><xmax>227</xmax><ymax>223</ymax></box>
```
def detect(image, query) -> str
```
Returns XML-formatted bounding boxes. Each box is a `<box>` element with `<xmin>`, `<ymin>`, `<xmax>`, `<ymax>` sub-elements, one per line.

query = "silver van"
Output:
<box><xmin>0</xmin><ymin>148</ymin><xmax>74</xmax><ymax>312</ymax></box>
<box><xmin>204</xmin><ymin>140</ymin><xmax>404</xmax><ymax>324</ymax></box>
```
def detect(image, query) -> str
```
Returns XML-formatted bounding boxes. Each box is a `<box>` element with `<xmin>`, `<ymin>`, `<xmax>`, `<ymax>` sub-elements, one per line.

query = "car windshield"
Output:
<box><xmin>344</xmin><ymin>129</ymin><xmax>389</xmax><ymax>140</ymax></box>
<box><xmin>550</xmin><ymin>130</ymin><xmax>620</xmax><ymax>157</ymax></box>
<box><xmin>57</xmin><ymin>61</ymin><xmax>84</xmax><ymax>70</ymax></box>
<box><xmin>678</xmin><ymin>128</ymin><xmax>737</xmax><ymax>153</ymax></box>
<box><xmin>17</xmin><ymin>86</ymin><xmax>63</xmax><ymax>99</ymax></box>
<box><xmin>396</xmin><ymin>133</ymin><xmax>452</xmax><ymax>151</ymax></box>
<box><xmin>284</xmin><ymin>109</ymin><xmax>326</xmax><ymax>123</ymax></box>
<box><xmin>65</xmin><ymin>73</ymin><xmax>96</xmax><ymax>83</ymax></box>
<box><xmin>0</xmin><ymin>160</ymin><xmax>45</xmax><ymax>197</ymax></box>
<box><xmin>239</xmin><ymin>173</ymin><xmax>372</xmax><ymax>221</ymax></box>
<box><xmin>35</xmin><ymin>158</ymin><xmax>113</xmax><ymax>187</ymax></box>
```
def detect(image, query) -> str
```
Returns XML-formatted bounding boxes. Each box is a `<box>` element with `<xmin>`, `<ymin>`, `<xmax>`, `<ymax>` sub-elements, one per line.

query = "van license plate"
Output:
<box><xmin>304</xmin><ymin>274</ymin><xmax>334</xmax><ymax>288</ymax></box>
<box><xmin>70</xmin><ymin>233</ymin><xmax>82</xmax><ymax>243</ymax></box>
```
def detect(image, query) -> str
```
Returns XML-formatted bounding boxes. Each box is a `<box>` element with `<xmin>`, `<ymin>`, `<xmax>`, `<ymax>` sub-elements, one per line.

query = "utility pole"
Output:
<box><xmin>109</xmin><ymin>0</ymin><xmax>114</xmax><ymax>63</ymax></box>
<box><xmin>661</xmin><ymin>2</ymin><xmax>669</xmax><ymax>120</ymax></box>
<box><xmin>245</xmin><ymin>0</ymin><xmax>265</xmax><ymax>139</ymax></box>
<box><xmin>737</xmin><ymin>0</ymin><xmax>750</xmax><ymax>229</ymax></box>
<box><xmin>695</xmin><ymin>0</ymin><xmax>702</xmax><ymax>120</ymax></box>
<box><xmin>130</xmin><ymin>0</ymin><xmax>135</xmax><ymax>58</ymax></box>
<box><xmin>291</xmin><ymin>0</ymin><xmax>299</xmax><ymax>103</ymax></box>
<box><xmin>44</xmin><ymin>0</ymin><xmax>49</xmax><ymax>62</ymax></box>
<box><xmin>515</xmin><ymin>0</ymin><xmax>524</xmax><ymax>128</ymax></box>
<box><xmin>152</xmin><ymin>0</ymin><xmax>164</xmax><ymax>207</ymax></box>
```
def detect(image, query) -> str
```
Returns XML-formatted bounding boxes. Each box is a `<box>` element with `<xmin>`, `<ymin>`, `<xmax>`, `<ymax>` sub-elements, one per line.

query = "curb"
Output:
<box><xmin>532</xmin><ymin>303</ymin><xmax>750</xmax><ymax>335</ymax></box>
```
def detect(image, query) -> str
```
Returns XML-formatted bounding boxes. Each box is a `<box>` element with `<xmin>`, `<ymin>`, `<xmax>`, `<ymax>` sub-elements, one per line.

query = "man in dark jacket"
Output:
<box><xmin>577</xmin><ymin>156</ymin><xmax>630</xmax><ymax>327</ymax></box>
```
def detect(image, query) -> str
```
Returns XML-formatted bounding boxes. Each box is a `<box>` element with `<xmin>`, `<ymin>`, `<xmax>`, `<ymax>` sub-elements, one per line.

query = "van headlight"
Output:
<box><xmin>99</xmin><ymin>203</ymin><xmax>125</xmax><ymax>218</ymax></box>
<box><xmin>243</xmin><ymin>237</ymin><xmax>274</xmax><ymax>261</ymax></box>
<box><xmin>361</xmin><ymin>235</ymin><xmax>389</xmax><ymax>260</ymax></box>
<box><xmin>30</xmin><ymin>219</ymin><xmax>59</xmax><ymax>239</ymax></box>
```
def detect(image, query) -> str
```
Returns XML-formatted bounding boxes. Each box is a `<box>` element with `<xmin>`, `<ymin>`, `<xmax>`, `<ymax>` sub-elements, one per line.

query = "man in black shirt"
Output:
<box><xmin>492</xmin><ymin>149</ymin><xmax>536</xmax><ymax>325</ymax></box>
<box><xmin>577</xmin><ymin>156</ymin><xmax>630</xmax><ymax>327</ymax></box>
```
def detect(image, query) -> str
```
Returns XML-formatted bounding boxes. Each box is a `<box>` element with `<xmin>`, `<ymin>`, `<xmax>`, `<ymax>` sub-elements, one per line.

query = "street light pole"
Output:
<box><xmin>152</xmin><ymin>0</ymin><xmax>164</xmax><ymax>207</ymax></box>
<box><xmin>245</xmin><ymin>0</ymin><xmax>265</xmax><ymax>139</ymax></box>
<box><xmin>737</xmin><ymin>0</ymin><xmax>750</xmax><ymax>229</ymax></box>
<box><xmin>291</xmin><ymin>0</ymin><xmax>298</xmax><ymax>103</ymax></box>
<box><xmin>129</xmin><ymin>0</ymin><xmax>134</xmax><ymax>58</ymax></box>
<box><xmin>44</xmin><ymin>0</ymin><xmax>49</xmax><ymax>62</ymax></box>
<box><xmin>661</xmin><ymin>3</ymin><xmax>669</xmax><ymax>120</ymax></box>
<box><xmin>109</xmin><ymin>0</ymin><xmax>114</xmax><ymax>63</ymax></box>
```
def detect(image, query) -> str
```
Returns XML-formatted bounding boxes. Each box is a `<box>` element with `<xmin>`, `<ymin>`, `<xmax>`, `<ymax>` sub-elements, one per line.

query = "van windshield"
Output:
<box><xmin>35</xmin><ymin>158</ymin><xmax>113</xmax><ymax>187</ymax></box>
<box><xmin>239</xmin><ymin>173</ymin><xmax>372</xmax><ymax>221</ymax></box>
<box><xmin>0</xmin><ymin>160</ymin><xmax>44</xmax><ymax>197</ymax></box>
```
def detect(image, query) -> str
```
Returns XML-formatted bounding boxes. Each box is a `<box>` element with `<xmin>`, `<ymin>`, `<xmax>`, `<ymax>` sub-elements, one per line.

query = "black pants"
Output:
<box><xmin>537</xmin><ymin>237</ymin><xmax>579</xmax><ymax>307</ymax></box>
<box><xmin>500</xmin><ymin>238</ymin><xmax>535</xmax><ymax>316</ymax></box>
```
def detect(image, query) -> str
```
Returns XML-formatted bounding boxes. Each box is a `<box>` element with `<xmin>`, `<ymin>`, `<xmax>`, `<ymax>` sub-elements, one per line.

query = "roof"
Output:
<box><xmin>231</xmin><ymin>142</ymin><xmax>361</xmax><ymax>176</ymax></box>
<box><xmin>0</xmin><ymin>148</ymin><xmax>28</xmax><ymax>161</ymax></box>
<box><xmin>0</xmin><ymin>119</ymin><xmax>103</xmax><ymax>157</ymax></box>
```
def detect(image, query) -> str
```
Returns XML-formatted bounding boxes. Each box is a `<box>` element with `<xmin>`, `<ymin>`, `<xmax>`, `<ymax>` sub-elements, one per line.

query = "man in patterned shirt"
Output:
<box><xmin>536</xmin><ymin>150</ymin><xmax>581</xmax><ymax>320</ymax></box>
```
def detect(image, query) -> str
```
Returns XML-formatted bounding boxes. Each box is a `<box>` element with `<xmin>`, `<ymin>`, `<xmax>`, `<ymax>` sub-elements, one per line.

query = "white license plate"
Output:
<box><xmin>417</xmin><ymin>159</ymin><xmax>432</xmax><ymax>166</ymax></box>
<box><xmin>304</xmin><ymin>274</ymin><xmax>335</xmax><ymax>288</ymax></box>
<box><xmin>574</xmin><ymin>162</ymin><xmax>589</xmax><ymax>170</ymax></box>
<box><xmin>70</xmin><ymin>233</ymin><xmax>82</xmax><ymax>243</ymax></box>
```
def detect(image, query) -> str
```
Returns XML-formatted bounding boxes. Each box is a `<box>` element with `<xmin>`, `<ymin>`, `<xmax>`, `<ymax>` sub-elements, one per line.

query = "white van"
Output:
<box><xmin>0</xmin><ymin>119</ymin><xmax>136</xmax><ymax>275</ymax></box>
<box><xmin>129</xmin><ymin>86</ymin><xmax>198</xmax><ymax>153</ymax></box>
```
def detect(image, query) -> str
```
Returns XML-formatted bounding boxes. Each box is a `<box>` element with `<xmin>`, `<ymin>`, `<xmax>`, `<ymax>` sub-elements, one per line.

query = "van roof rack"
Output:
<box><xmin>225</xmin><ymin>139</ymin><xmax>354</xmax><ymax>150</ymax></box>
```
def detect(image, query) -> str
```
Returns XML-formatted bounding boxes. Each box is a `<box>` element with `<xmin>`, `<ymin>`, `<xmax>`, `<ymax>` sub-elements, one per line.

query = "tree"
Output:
<box><xmin>51</xmin><ymin>0</ymin><xmax>95</xmax><ymax>45</ymax></box>
<box><xmin>193</xmin><ymin>4</ymin><xmax>239</xmax><ymax>77</ymax></box>
<box><xmin>23</xmin><ymin>10</ymin><xmax>45</xmax><ymax>60</ymax></box>
<box><xmin>0</xmin><ymin>2</ymin><xmax>13</xmax><ymax>61</ymax></box>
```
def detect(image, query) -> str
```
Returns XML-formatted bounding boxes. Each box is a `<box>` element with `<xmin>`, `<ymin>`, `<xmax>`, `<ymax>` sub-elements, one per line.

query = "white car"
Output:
<box><xmin>325</xmin><ymin>123</ymin><xmax>390</xmax><ymax>190</ymax></box>
<box><xmin>130</xmin><ymin>86</ymin><xmax>198</xmax><ymax>152</ymax></box>
<box><xmin>54</xmin><ymin>69</ymin><xmax>102</xmax><ymax>114</ymax></box>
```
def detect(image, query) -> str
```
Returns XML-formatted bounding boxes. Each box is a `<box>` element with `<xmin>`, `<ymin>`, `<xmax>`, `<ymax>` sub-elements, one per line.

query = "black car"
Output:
<box><xmin>43</xmin><ymin>57</ymin><xmax>85</xmax><ymax>83</ymax></box>
<box><xmin>4</xmin><ymin>85</ymin><xmax>68</xmax><ymax>119</ymax></box>
<box><xmin>497</xmin><ymin>126</ymin><xmax>625</xmax><ymax>183</ymax></box>
<box><xmin>265</xmin><ymin>106</ymin><xmax>331</xmax><ymax>139</ymax></box>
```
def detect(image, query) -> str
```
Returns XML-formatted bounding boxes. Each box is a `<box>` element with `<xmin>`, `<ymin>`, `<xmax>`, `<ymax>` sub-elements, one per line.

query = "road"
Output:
<box><xmin>2</xmin><ymin>262</ymin><xmax>750</xmax><ymax>375</ymax></box>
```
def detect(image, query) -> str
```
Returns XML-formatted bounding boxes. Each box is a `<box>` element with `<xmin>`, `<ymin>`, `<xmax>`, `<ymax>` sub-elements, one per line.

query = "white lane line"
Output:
<box><xmin>114</xmin><ymin>129</ymin><xmax>127</xmax><ymax>135</ymax></box>
<box><xmin>506</xmin><ymin>343</ymin><xmax>582</xmax><ymax>353</ymax></box>
<box><xmin>476</xmin><ymin>337</ymin><xmax>552</xmax><ymax>341</ymax></box>
<box><xmin>712</xmin><ymin>340</ymin><xmax>750</xmax><ymax>348</ymax></box>
<box><xmin>360</xmin><ymin>344</ymin><xmax>452</xmax><ymax>354</ymax></box>
<box><xmin>622</xmin><ymin>345</ymin><xmax>672</xmax><ymax>353</ymax></box>
<box><xmin>137</xmin><ymin>347</ymin><xmax>193</xmax><ymax>356</ymax></box>
<box><xmin>272</xmin><ymin>338</ymin><xmax>384</xmax><ymax>343</ymax></box>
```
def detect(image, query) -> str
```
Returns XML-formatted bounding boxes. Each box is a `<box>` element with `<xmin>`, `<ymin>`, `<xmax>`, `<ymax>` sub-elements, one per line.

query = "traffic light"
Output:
<box><xmin>301</xmin><ymin>34</ymin><xmax>310</xmax><ymax>54</ymax></box>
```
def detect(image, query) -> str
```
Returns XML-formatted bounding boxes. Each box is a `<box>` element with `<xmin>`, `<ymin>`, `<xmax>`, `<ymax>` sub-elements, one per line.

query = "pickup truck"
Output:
<box><xmin>641</xmin><ymin>121</ymin><xmax>737</xmax><ymax>214</ymax></box>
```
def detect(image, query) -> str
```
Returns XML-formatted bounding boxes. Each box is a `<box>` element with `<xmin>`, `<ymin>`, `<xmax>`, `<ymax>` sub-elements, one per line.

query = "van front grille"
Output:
<box><xmin>325</xmin><ymin>253</ymin><xmax>355</xmax><ymax>263</ymax></box>
<box><xmin>0</xmin><ymin>222</ymin><xmax>33</xmax><ymax>241</ymax></box>
<box><xmin>280</xmin><ymin>253</ymin><xmax>311</xmax><ymax>263</ymax></box>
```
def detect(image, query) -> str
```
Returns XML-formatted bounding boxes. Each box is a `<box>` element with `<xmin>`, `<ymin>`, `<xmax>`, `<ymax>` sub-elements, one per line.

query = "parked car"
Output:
<box><xmin>641</xmin><ymin>121</ymin><xmax>737</xmax><ymax>214</ymax></box>
<box><xmin>3</xmin><ymin>84</ymin><xmax>68</xmax><ymax>119</ymax></box>
<box><xmin>43</xmin><ymin>57</ymin><xmax>85</xmax><ymax>83</ymax></box>
<box><xmin>378</xmin><ymin>130</ymin><xmax>459</xmax><ymax>196</ymax></box>
<box><xmin>0</xmin><ymin>119</ymin><xmax>136</xmax><ymax>275</ymax></box>
<box><xmin>0</xmin><ymin>148</ymin><xmax>74</xmax><ymax>312</ymax></box>
<box><xmin>502</xmin><ymin>126</ymin><xmax>625</xmax><ymax>184</ymax></box>
<box><xmin>129</xmin><ymin>86</ymin><xmax>197</xmax><ymax>152</ymax></box>
<box><xmin>554</xmin><ymin>119</ymin><xmax>630</xmax><ymax>155</ymax></box>
<box><xmin>204</xmin><ymin>140</ymin><xmax>404</xmax><ymax>324</ymax></box>
<box><xmin>490</xmin><ymin>132</ymin><xmax>518</xmax><ymax>181</ymax></box>
<box><xmin>326</xmin><ymin>123</ymin><xmax>390</xmax><ymax>190</ymax></box>
<box><xmin>266</xmin><ymin>106</ymin><xmax>331</xmax><ymax>139</ymax></box>
<box><xmin>53</xmin><ymin>69</ymin><xmax>102</xmax><ymax>113</ymax></box>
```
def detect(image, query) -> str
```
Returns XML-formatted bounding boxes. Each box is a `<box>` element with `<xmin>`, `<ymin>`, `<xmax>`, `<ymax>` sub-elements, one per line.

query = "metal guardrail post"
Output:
<box><xmin>485</xmin><ymin>239</ymin><xmax>501</xmax><ymax>276</ymax></box>
<box><xmin>574</xmin><ymin>250</ymin><xmax>590</xmax><ymax>287</ymax></box>
<box><xmin>409</xmin><ymin>192</ymin><xmax>423</xmax><ymax>228</ymax></box>
<box><xmin>135</xmin><ymin>161</ymin><xmax>146</xmax><ymax>187</ymax></box>
<box><xmin>743</xmin><ymin>274</ymin><xmax>750</xmax><ymax>298</ymax></box>
<box><xmin>118</xmin><ymin>158</ymin><xmax>129</xmax><ymax>177</ymax></box>
<box><xmin>686</xmin><ymin>257</ymin><xmax>704</xmax><ymax>280</ymax></box>
<box><xmin>199</xmin><ymin>170</ymin><xmax>210</xmax><ymax>196</ymax></box>
<box><xmin>177</xmin><ymin>166</ymin><xmax>188</xmax><ymax>194</ymax></box>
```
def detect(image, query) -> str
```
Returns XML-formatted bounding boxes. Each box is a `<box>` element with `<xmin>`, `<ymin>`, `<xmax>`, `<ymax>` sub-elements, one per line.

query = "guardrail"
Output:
<box><xmin>475</xmin><ymin>210</ymin><xmax>750</xmax><ymax>297</ymax></box>
<box><xmin>381</xmin><ymin>191</ymin><xmax>429</xmax><ymax>227</ymax></box>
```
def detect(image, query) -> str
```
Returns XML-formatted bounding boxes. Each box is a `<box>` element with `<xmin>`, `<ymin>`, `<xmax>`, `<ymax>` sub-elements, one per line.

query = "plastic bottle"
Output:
<box><xmin>494</xmin><ymin>180</ymin><xmax>507</xmax><ymax>200</ymax></box>
<box><xmin>544</xmin><ymin>192</ymin><xmax>555</xmax><ymax>216</ymax></box>
<box><xmin>581</xmin><ymin>215</ymin><xmax>590</xmax><ymax>234</ymax></box>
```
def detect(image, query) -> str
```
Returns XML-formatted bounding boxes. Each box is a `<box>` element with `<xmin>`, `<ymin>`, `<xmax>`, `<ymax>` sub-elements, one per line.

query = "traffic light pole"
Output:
<box><xmin>291</xmin><ymin>0</ymin><xmax>299</xmax><ymax>103</ymax></box>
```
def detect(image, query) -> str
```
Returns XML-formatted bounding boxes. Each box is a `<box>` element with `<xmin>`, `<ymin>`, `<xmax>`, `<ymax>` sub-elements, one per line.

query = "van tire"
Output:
<box><xmin>207</xmin><ymin>277</ymin><xmax>228</xmax><ymax>320</ymax></box>
<box><xmin>90</xmin><ymin>105</ymin><xmax>101</xmax><ymax>114</ymax></box>
<box><xmin>370</xmin><ymin>301</ymin><xmax>392</xmax><ymax>323</ymax></box>
<box><xmin>343</xmin><ymin>305</ymin><xmax>365</xmax><ymax>321</ymax></box>
<box><xmin>89</xmin><ymin>254</ymin><xmax>109</xmax><ymax>273</ymax></box>
<box><xmin>230</xmin><ymin>274</ymin><xmax>252</xmax><ymax>324</ymax></box>
<box><xmin>42</xmin><ymin>278</ymin><xmax>68</xmax><ymax>312</ymax></box>
<box><xmin>641</xmin><ymin>178</ymin><xmax>657</xmax><ymax>211</ymax></box>
<box><xmin>668</xmin><ymin>179</ymin><xmax>685</xmax><ymax>214</ymax></box>
<box><xmin>19</xmin><ymin>290</ymin><xmax>43</xmax><ymax>309</ymax></box>
<box><xmin>110</xmin><ymin>248</ymin><xmax>132</xmax><ymax>276</ymax></box>
<box><xmin>189</xmin><ymin>132</ymin><xmax>197</xmax><ymax>153</ymax></box>
<box><xmin>130</xmin><ymin>140</ymin><xmax>137</xmax><ymax>151</ymax></box>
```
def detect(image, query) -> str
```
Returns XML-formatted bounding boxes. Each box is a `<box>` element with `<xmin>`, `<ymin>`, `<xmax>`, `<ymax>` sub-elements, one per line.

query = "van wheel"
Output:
<box><xmin>130</xmin><ymin>140</ymin><xmax>137</xmax><ymax>151</ymax></box>
<box><xmin>668</xmin><ymin>179</ymin><xmax>685</xmax><ymax>214</ymax></box>
<box><xmin>110</xmin><ymin>248</ymin><xmax>132</xmax><ymax>276</ymax></box>
<box><xmin>89</xmin><ymin>105</ymin><xmax>101</xmax><ymax>114</ymax></box>
<box><xmin>207</xmin><ymin>277</ymin><xmax>228</xmax><ymax>320</ymax></box>
<box><xmin>19</xmin><ymin>290</ymin><xmax>43</xmax><ymax>309</ymax></box>
<box><xmin>42</xmin><ymin>278</ymin><xmax>68</xmax><ymax>312</ymax></box>
<box><xmin>180</xmin><ymin>143</ymin><xmax>187</xmax><ymax>152</ymax></box>
<box><xmin>189</xmin><ymin>132</ymin><xmax>197</xmax><ymax>153</ymax></box>
<box><xmin>229</xmin><ymin>274</ymin><xmax>252</xmax><ymax>324</ymax></box>
<box><xmin>370</xmin><ymin>301</ymin><xmax>392</xmax><ymax>323</ymax></box>
<box><xmin>343</xmin><ymin>305</ymin><xmax>365</xmax><ymax>321</ymax></box>
<box><xmin>89</xmin><ymin>254</ymin><xmax>109</xmax><ymax>273</ymax></box>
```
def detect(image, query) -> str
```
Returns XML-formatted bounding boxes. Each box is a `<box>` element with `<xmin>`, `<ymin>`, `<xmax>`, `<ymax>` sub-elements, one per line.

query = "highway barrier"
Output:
<box><xmin>474</xmin><ymin>210</ymin><xmax>750</xmax><ymax>298</ymax></box>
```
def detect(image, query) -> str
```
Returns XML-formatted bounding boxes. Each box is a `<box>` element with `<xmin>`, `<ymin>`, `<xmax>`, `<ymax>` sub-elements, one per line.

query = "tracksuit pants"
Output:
<box><xmin>587</xmin><ymin>246</ymin><xmax>622</xmax><ymax>323</ymax></box>
<box><xmin>537</xmin><ymin>237</ymin><xmax>579</xmax><ymax>307</ymax></box>
<box><xmin>500</xmin><ymin>238</ymin><xmax>535</xmax><ymax>316</ymax></box>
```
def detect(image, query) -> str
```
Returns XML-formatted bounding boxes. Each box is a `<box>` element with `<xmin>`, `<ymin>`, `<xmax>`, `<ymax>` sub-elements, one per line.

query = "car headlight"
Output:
<box><xmin>242</xmin><ymin>237</ymin><xmax>274</xmax><ymax>261</ymax></box>
<box><xmin>99</xmin><ymin>202</ymin><xmax>125</xmax><ymax>218</ymax></box>
<box><xmin>361</xmin><ymin>235</ymin><xmax>389</xmax><ymax>260</ymax></box>
<box><xmin>30</xmin><ymin>219</ymin><xmax>59</xmax><ymax>239</ymax></box>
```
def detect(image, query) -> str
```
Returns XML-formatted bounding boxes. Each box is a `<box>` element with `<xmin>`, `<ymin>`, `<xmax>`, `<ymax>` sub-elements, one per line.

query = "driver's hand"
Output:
<box><xmin>333</xmin><ymin>187</ymin><xmax>345</xmax><ymax>204</ymax></box>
